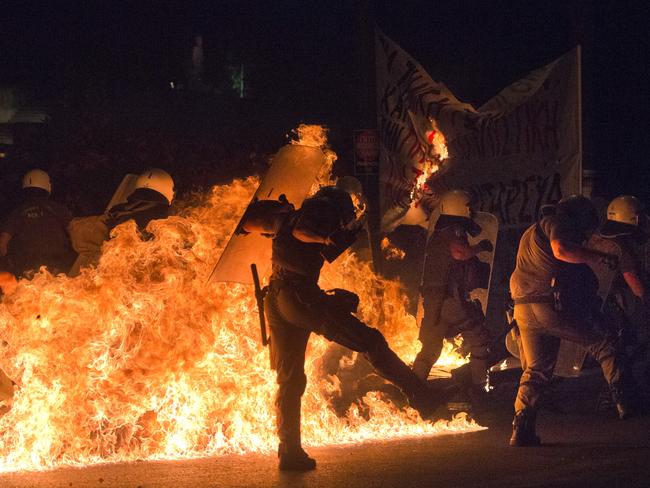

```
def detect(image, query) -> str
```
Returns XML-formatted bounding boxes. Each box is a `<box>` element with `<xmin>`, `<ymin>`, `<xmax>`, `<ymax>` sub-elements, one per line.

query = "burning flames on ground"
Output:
<box><xmin>0</xmin><ymin>164</ymin><xmax>481</xmax><ymax>474</ymax></box>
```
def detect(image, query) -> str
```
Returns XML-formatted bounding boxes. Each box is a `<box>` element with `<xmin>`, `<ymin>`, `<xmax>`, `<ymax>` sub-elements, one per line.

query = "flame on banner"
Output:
<box><xmin>0</xmin><ymin>172</ymin><xmax>480</xmax><ymax>474</ymax></box>
<box><xmin>408</xmin><ymin>116</ymin><xmax>449</xmax><ymax>204</ymax></box>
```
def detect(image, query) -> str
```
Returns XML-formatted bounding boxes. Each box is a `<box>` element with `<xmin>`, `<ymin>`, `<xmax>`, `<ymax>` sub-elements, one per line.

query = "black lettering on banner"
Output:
<box><xmin>467</xmin><ymin>172</ymin><xmax>563</xmax><ymax>227</ymax></box>
<box><xmin>379</xmin><ymin>84</ymin><xmax>397</xmax><ymax>118</ymax></box>
<box><xmin>517</xmin><ymin>176</ymin><xmax>536</xmax><ymax>224</ymax></box>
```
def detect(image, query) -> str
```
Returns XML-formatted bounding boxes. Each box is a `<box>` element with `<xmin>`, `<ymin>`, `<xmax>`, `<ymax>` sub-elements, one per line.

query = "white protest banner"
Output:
<box><xmin>375</xmin><ymin>29</ymin><xmax>474</xmax><ymax>231</ymax></box>
<box><xmin>437</xmin><ymin>48</ymin><xmax>582</xmax><ymax>229</ymax></box>
<box><xmin>376</xmin><ymin>29</ymin><xmax>581</xmax><ymax>231</ymax></box>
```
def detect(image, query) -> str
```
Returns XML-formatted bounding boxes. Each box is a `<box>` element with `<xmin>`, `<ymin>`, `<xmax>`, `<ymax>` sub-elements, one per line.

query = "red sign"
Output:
<box><xmin>353</xmin><ymin>129</ymin><xmax>379</xmax><ymax>175</ymax></box>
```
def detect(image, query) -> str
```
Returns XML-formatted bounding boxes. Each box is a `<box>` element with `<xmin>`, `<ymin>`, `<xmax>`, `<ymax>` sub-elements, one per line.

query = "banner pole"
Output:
<box><xmin>577</xmin><ymin>45</ymin><xmax>583</xmax><ymax>196</ymax></box>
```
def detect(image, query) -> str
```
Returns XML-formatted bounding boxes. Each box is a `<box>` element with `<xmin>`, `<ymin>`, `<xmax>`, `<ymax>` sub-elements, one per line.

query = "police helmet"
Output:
<box><xmin>601</xmin><ymin>195</ymin><xmax>649</xmax><ymax>238</ymax></box>
<box><xmin>310</xmin><ymin>186</ymin><xmax>356</xmax><ymax>227</ymax></box>
<box><xmin>135</xmin><ymin>168</ymin><xmax>175</xmax><ymax>205</ymax></box>
<box><xmin>607</xmin><ymin>196</ymin><xmax>643</xmax><ymax>226</ymax></box>
<box><xmin>22</xmin><ymin>169</ymin><xmax>51</xmax><ymax>194</ymax></box>
<box><xmin>439</xmin><ymin>190</ymin><xmax>473</xmax><ymax>218</ymax></box>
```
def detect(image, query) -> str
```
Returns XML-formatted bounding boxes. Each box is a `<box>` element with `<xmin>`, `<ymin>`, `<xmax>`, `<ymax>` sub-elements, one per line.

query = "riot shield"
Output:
<box><xmin>105</xmin><ymin>173</ymin><xmax>139</xmax><ymax>212</ymax></box>
<box><xmin>588</xmin><ymin>234</ymin><xmax>623</xmax><ymax>307</ymax></box>
<box><xmin>466</xmin><ymin>211</ymin><xmax>498</xmax><ymax>315</ymax></box>
<box><xmin>552</xmin><ymin>234</ymin><xmax>623</xmax><ymax>378</ymax></box>
<box><xmin>418</xmin><ymin>210</ymin><xmax>498</xmax><ymax>319</ymax></box>
<box><xmin>208</xmin><ymin>144</ymin><xmax>328</xmax><ymax>284</ymax></box>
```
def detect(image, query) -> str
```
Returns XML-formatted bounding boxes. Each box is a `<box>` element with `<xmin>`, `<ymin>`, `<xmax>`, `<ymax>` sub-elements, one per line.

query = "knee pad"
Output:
<box><xmin>278</xmin><ymin>372</ymin><xmax>307</xmax><ymax>397</ymax></box>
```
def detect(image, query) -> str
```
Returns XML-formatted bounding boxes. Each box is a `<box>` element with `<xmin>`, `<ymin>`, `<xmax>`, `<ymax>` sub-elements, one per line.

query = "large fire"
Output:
<box><xmin>0</xmin><ymin>166</ymin><xmax>481</xmax><ymax>474</ymax></box>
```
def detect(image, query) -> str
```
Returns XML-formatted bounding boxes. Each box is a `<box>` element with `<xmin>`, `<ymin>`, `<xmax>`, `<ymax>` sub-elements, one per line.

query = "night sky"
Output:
<box><xmin>2</xmin><ymin>0</ymin><xmax>648</xmax><ymax>201</ymax></box>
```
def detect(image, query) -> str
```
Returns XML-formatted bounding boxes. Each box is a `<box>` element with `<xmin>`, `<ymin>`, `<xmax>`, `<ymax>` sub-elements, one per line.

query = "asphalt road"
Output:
<box><xmin>1</xmin><ymin>407</ymin><xmax>648</xmax><ymax>488</ymax></box>
<box><xmin>1</xmin><ymin>366</ymin><xmax>649</xmax><ymax>488</ymax></box>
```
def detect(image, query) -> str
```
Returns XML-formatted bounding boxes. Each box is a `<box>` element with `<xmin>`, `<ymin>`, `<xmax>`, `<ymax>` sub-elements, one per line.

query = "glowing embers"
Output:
<box><xmin>0</xmin><ymin>177</ymin><xmax>480</xmax><ymax>473</ymax></box>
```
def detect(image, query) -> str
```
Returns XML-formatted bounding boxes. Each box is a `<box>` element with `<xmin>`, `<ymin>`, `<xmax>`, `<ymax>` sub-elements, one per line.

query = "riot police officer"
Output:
<box><xmin>413</xmin><ymin>190</ymin><xmax>493</xmax><ymax>393</ymax></box>
<box><xmin>68</xmin><ymin>168</ymin><xmax>175</xmax><ymax>276</ymax></box>
<box><xmin>105</xmin><ymin>168</ymin><xmax>175</xmax><ymax>233</ymax></box>
<box><xmin>241</xmin><ymin>184</ymin><xmax>450</xmax><ymax>471</ymax></box>
<box><xmin>0</xmin><ymin>169</ymin><xmax>75</xmax><ymax>277</ymax></box>
<box><xmin>598</xmin><ymin>196</ymin><xmax>647</xmax><ymax>302</ymax></box>
<box><xmin>509</xmin><ymin>195</ymin><xmax>632</xmax><ymax>447</ymax></box>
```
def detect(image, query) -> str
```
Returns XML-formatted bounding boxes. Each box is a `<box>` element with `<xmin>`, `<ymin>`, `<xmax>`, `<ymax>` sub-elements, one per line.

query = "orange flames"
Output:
<box><xmin>410</xmin><ymin>123</ymin><xmax>449</xmax><ymax>204</ymax></box>
<box><xmin>0</xmin><ymin>176</ymin><xmax>481</xmax><ymax>473</ymax></box>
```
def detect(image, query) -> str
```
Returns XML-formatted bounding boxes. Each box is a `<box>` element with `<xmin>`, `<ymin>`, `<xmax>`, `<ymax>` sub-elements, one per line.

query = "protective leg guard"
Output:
<box><xmin>366</xmin><ymin>335</ymin><xmax>455</xmax><ymax>419</ymax></box>
<box><xmin>278</xmin><ymin>442</ymin><xmax>316</xmax><ymax>471</ymax></box>
<box><xmin>509</xmin><ymin>408</ymin><xmax>541</xmax><ymax>447</ymax></box>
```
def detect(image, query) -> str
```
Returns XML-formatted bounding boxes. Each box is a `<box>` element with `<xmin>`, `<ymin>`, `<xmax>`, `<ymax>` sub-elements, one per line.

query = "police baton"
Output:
<box><xmin>250</xmin><ymin>263</ymin><xmax>269</xmax><ymax>346</ymax></box>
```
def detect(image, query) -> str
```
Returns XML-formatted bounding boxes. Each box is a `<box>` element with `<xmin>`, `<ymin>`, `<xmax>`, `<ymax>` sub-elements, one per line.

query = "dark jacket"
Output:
<box><xmin>0</xmin><ymin>189</ymin><xmax>75</xmax><ymax>276</ymax></box>
<box><xmin>105</xmin><ymin>188</ymin><xmax>170</xmax><ymax>234</ymax></box>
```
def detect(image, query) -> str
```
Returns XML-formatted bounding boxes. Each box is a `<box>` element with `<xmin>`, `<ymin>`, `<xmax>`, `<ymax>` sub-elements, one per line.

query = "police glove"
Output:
<box><xmin>321</xmin><ymin>228</ymin><xmax>358</xmax><ymax>263</ymax></box>
<box><xmin>477</xmin><ymin>239</ymin><xmax>493</xmax><ymax>253</ymax></box>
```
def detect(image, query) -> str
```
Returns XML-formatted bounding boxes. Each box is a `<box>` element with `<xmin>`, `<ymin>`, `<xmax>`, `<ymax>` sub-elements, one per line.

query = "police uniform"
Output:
<box><xmin>105</xmin><ymin>188</ymin><xmax>170</xmax><ymax>233</ymax></box>
<box><xmin>260</xmin><ymin>192</ymin><xmax>438</xmax><ymax>467</ymax></box>
<box><xmin>510</xmin><ymin>214</ymin><xmax>625</xmax><ymax>417</ymax></box>
<box><xmin>0</xmin><ymin>190</ymin><xmax>75</xmax><ymax>277</ymax></box>
<box><xmin>413</xmin><ymin>222</ymin><xmax>491</xmax><ymax>385</ymax></box>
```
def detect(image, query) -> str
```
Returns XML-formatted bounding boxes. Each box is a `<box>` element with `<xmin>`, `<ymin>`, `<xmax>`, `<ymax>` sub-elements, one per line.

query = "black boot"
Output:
<box><xmin>278</xmin><ymin>443</ymin><xmax>316</xmax><ymax>471</ymax></box>
<box><xmin>408</xmin><ymin>381</ymin><xmax>459</xmax><ymax>419</ymax></box>
<box><xmin>609</xmin><ymin>382</ymin><xmax>639</xmax><ymax>420</ymax></box>
<box><xmin>509</xmin><ymin>408</ymin><xmax>541</xmax><ymax>447</ymax></box>
<box><xmin>366</xmin><ymin>338</ymin><xmax>456</xmax><ymax>419</ymax></box>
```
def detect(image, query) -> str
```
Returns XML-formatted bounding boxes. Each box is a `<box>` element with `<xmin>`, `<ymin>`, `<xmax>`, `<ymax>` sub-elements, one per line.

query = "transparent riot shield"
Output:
<box><xmin>418</xmin><ymin>211</ymin><xmax>498</xmax><ymax>379</ymax></box>
<box><xmin>421</xmin><ymin>211</ymin><xmax>498</xmax><ymax>314</ymax></box>
<box><xmin>105</xmin><ymin>173</ymin><xmax>139</xmax><ymax>212</ymax></box>
<box><xmin>553</xmin><ymin>234</ymin><xmax>622</xmax><ymax>378</ymax></box>
<box><xmin>466</xmin><ymin>211</ymin><xmax>499</xmax><ymax>314</ymax></box>
<box><xmin>208</xmin><ymin>144</ymin><xmax>328</xmax><ymax>284</ymax></box>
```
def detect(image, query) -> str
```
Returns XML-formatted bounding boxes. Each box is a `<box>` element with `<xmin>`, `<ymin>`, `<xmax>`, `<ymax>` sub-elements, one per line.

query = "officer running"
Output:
<box><xmin>509</xmin><ymin>195</ymin><xmax>633</xmax><ymax>447</ymax></box>
<box><xmin>412</xmin><ymin>190</ymin><xmax>493</xmax><ymax>394</ymax></box>
<box><xmin>0</xmin><ymin>169</ymin><xmax>75</xmax><ymax>277</ymax></box>
<box><xmin>241</xmin><ymin>184</ymin><xmax>451</xmax><ymax>471</ymax></box>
